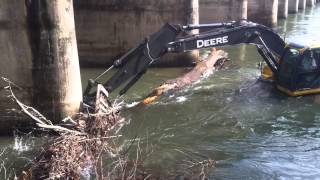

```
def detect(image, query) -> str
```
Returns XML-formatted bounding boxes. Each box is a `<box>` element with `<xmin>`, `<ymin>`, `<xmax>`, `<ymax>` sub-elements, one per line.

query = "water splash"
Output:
<box><xmin>125</xmin><ymin>101</ymin><xmax>139</xmax><ymax>108</ymax></box>
<box><xmin>13</xmin><ymin>135</ymin><xmax>33</xmax><ymax>153</ymax></box>
<box><xmin>176</xmin><ymin>96</ymin><xmax>187</xmax><ymax>103</ymax></box>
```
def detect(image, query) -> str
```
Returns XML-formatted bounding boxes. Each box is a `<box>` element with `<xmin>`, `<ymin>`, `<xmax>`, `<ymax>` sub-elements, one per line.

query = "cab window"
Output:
<box><xmin>284</xmin><ymin>48</ymin><xmax>300</xmax><ymax>59</ymax></box>
<box><xmin>300</xmin><ymin>50</ymin><xmax>318</xmax><ymax>72</ymax></box>
<box><xmin>277</xmin><ymin>48</ymin><xmax>301</xmax><ymax>90</ymax></box>
<box><xmin>313</xmin><ymin>49</ymin><xmax>320</xmax><ymax>68</ymax></box>
<box><xmin>295</xmin><ymin>49</ymin><xmax>320</xmax><ymax>89</ymax></box>
<box><xmin>280</xmin><ymin>48</ymin><xmax>300</xmax><ymax>75</ymax></box>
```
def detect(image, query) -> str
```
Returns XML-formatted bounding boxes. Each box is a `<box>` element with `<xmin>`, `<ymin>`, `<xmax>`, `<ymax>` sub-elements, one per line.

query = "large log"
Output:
<box><xmin>143</xmin><ymin>49</ymin><xmax>228</xmax><ymax>104</ymax></box>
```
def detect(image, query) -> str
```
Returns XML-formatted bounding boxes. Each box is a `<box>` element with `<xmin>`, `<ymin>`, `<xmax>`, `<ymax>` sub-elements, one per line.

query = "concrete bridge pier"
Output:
<box><xmin>306</xmin><ymin>0</ymin><xmax>316</xmax><ymax>6</ymax></box>
<box><xmin>27</xmin><ymin>0</ymin><xmax>82</xmax><ymax>121</ymax></box>
<box><xmin>187</xmin><ymin>0</ymin><xmax>199</xmax><ymax>64</ymax></box>
<box><xmin>299</xmin><ymin>0</ymin><xmax>307</xmax><ymax>9</ymax></box>
<box><xmin>247</xmin><ymin>0</ymin><xmax>278</xmax><ymax>27</ymax></box>
<box><xmin>288</xmin><ymin>0</ymin><xmax>299</xmax><ymax>13</ymax></box>
<box><xmin>199</xmin><ymin>0</ymin><xmax>247</xmax><ymax>23</ymax></box>
<box><xmin>278</xmin><ymin>0</ymin><xmax>289</xmax><ymax>18</ymax></box>
<box><xmin>154</xmin><ymin>0</ymin><xmax>200</xmax><ymax>66</ymax></box>
<box><xmin>0</xmin><ymin>0</ymin><xmax>82</xmax><ymax>132</ymax></box>
<box><xmin>74</xmin><ymin>0</ymin><xmax>200</xmax><ymax>67</ymax></box>
<box><xmin>0</xmin><ymin>1</ymin><xmax>33</xmax><ymax>133</ymax></box>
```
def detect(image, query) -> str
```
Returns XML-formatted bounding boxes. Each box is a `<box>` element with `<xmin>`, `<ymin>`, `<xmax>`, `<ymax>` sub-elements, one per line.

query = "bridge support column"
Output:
<box><xmin>288</xmin><ymin>0</ymin><xmax>299</xmax><ymax>13</ymax></box>
<box><xmin>27</xmin><ymin>0</ymin><xmax>82</xmax><ymax>121</ymax></box>
<box><xmin>187</xmin><ymin>0</ymin><xmax>199</xmax><ymax>65</ymax></box>
<box><xmin>306</xmin><ymin>0</ymin><xmax>315</xmax><ymax>6</ymax></box>
<box><xmin>299</xmin><ymin>0</ymin><xmax>306</xmax><ymax>9</ymax></box>
<box><xmin>278</xmin><ymin>0</ymin><xmax>289</xmax><ymax>18</ymax></box>
<box><xmin>74</xmin><ymin>0</ymin><xmax>200</xmax><ymax>67</ymax></box>
<box><xmin>247</xmin><ymin>0</ymin><xmax>278</xmax><ymax>27</ymax></box>
<box><xmin>0</xmin><ymin>1</ymin><xmax>33</xmax><ymax>133</ymax></box>
<box><xmin>199</xmin><ymin>0</ymin><xmax>247</xmax><ymax>23</ymax></box>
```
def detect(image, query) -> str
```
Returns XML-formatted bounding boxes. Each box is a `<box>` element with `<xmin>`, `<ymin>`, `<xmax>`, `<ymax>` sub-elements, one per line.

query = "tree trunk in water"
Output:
<box><xmin>143</xmin><ymin>49</ymin><xmax>228</xmax><ymax>105</ymax></box>
<box><xmin>26</xmin><ymin>0</ymin><xmax>82</xmax><ymax>122</ymax></box>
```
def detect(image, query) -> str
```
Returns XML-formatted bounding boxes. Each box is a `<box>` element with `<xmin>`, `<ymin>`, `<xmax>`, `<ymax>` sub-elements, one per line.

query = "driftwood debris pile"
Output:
<box><xmin>4</xmin><ymin>83</ymin><xmax>127</xmax><ymax>179</ymax></box>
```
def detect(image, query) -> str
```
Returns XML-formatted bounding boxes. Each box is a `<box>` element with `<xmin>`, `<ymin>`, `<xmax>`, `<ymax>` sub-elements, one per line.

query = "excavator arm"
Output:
<box><xmin>167</xmin><ymin>20</ymin><xmax>286</xmax><ymax>72</ymax></box>
<box><xmin>83</xmin><ymin>23</ymin><xmax>181</xmax><ymax>103</ymax></box>
<box><xmin>83</xmin><ymin>20</ymin><xmax>301</xmax><ymax>105</ymax></box>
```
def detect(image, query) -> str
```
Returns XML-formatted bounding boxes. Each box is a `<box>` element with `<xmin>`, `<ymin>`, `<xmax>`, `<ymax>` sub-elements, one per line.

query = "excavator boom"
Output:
<box><xmin>168</xmin><ymin>21</ymin><xmax>286</xmax><ymax>73</ymax></box>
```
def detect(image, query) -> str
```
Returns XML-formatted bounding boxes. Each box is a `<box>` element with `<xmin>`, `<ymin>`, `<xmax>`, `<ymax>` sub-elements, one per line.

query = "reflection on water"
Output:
<box><xmin>277</xmin><ymin>4</ymin><xmax>320</xmax><ymax>45</ymax></box>
<box><xmin>1</xmin><ymin>4</ymin><xmax>320</xmax><ymax>179</ymax></box>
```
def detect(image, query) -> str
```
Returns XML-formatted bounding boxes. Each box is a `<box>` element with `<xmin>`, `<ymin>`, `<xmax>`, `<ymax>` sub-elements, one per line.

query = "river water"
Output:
<box><xmin>101</xmin><ymin>5</ymin><xmax>320</xmax><ymax>179</ymax></box>
<box><xmin>1</xmin><ymin>4</ymin><xmax>320</xmax><ymax>180</ymax></box>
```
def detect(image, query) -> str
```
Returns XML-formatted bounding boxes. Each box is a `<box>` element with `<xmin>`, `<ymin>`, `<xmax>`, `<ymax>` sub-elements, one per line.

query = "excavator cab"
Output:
<box><xmin>262</xmin><ymin>43</ymin><xmax>320</xmax><ymax>96</ymax></box>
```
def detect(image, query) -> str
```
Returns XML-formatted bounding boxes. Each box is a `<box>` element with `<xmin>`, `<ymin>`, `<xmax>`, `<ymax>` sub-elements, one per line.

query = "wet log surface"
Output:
<box><xmin>143</xmin><ymin>49</ymin><xmax>229</xmax><ymax>105</ymax></box>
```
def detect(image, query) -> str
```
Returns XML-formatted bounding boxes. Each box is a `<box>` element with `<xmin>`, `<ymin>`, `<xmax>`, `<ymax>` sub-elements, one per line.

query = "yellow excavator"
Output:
<box><xmin>261</xmin><ymin>42</ymin><xmax>320</xmax><ymax>96</ymax></box>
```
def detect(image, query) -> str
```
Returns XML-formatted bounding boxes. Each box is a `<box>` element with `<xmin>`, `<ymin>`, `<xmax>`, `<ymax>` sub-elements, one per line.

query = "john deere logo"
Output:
<box><xmin>197</xmin><ymin>36</ymin><xmax>229</xmax><ymax>48</ymax></box>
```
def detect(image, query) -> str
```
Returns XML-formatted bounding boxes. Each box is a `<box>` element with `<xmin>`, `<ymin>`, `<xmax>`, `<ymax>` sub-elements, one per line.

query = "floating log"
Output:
<box><xmin>142</xmin><ymin>49</ymin><xmax>228</xmax><ymax>105</ymax></box>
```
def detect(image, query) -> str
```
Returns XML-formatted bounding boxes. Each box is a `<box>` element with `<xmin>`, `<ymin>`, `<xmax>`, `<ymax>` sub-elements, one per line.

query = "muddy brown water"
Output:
<box><xmin>1</xmin><ymin>4</ymin><xmax>320</xmax><ymax>179</ymax></box>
